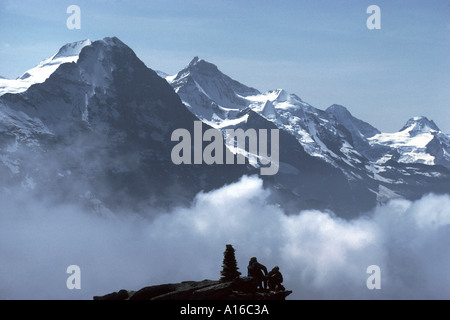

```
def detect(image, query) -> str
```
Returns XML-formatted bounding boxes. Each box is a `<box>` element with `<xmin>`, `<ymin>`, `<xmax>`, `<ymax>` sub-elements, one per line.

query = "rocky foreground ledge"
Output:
<box><xmin>93</xmin><ymin>277</ymin><xmax>292</xmax><ymax>300</ymax></box>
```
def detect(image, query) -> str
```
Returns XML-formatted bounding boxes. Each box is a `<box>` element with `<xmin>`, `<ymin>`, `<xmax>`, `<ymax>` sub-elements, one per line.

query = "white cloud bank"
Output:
<box><xmin>0</xmin><ymin>175</ymin><xmax>449</xmax><ymax>300</ymax></box>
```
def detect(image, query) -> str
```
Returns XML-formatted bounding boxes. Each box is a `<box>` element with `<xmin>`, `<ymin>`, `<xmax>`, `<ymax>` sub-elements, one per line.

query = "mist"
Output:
<box><xmin>0</xmin><ymin>175</ymin><xmax>449</xmax><ymax>300</ymax></box>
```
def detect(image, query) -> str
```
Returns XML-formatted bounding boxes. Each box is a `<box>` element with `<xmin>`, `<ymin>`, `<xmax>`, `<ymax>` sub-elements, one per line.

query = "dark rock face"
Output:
<box><xmin>2</xmin><ymin>37</ymin><xmax>449</xmax><ymax>219</ymax></box>
<box><xmin>93</xmin><ymin>278</ymin><xmax>292</xmax><ymax>300</ymax></box>
<box><xmin>0</xmin><ymin>37</ymin><xmax>250</xmax><ymax>214</ymax></box>
<box><xmin>93</xmin><ymin>289</ymin><xmax>130</xmax><ymax>300</ymax></box>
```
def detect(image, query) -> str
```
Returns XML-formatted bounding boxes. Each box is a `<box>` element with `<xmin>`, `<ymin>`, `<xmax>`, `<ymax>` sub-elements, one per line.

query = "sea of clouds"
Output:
<box><xmin>0</xmin><ymin>175</ymin><xmax>449</xmax><ymax>300</ymax></box>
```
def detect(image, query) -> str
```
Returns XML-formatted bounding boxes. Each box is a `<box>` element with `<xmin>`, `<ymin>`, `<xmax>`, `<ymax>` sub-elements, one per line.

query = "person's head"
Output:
<box><xmin>273</xmin><ymin>266</ymin><xmax>279</xmax><ymax>271</ymax></box>
<box><xmin>250</xmin><ymin>257</ymin><xmax>257</xmax><ymax>263</ymax></box>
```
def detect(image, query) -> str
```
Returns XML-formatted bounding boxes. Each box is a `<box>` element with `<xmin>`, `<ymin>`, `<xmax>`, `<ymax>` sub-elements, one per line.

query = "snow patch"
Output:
<box><xmin>0</xmin><ymin>40</ymin><xmax>91</xmax><ymax>96</ymax></box>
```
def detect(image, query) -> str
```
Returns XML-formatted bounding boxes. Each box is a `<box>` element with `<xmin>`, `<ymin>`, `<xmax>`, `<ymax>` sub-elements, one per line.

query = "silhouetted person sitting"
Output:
<box><xmin>267</xmin><ymin>266</ymin><xmax>285</xmax><ymax>292</ymax></box>
<box><xmin>247</xmin><ymin>257</ymin><xmax>268</xmax><ymax>290</ymax></box>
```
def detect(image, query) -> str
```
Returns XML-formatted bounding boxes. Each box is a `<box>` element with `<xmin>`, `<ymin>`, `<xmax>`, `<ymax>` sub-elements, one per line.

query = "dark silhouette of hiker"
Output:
<box><xmin>247</xmin><ymin>257</ymin><xmax>268</xmax><ymax>290</ymax></box>
<box><xmin>267</xmin><ymin>266</ymin><xmax>285</xmax><ymax>292</ymax></box>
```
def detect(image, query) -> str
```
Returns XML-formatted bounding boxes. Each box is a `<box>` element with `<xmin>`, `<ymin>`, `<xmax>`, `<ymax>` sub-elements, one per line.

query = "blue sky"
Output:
<box><xmin>0</xmin><ymin>0</ymin><xmax>449</xmax><ymax>132</ymax></box>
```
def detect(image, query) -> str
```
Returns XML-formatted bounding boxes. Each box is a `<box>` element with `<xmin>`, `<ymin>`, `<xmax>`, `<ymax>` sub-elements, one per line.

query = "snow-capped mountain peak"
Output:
<box><xmin>187</xmin><ymin>56</ymin><xmax>206</xmax><ymax>68</ymax></box>
<box><xmin>326</xmin><ymin>104</ymin><xmax>380</xmax><ymax>137</ymax></box>
<box><xmin>263</xmin><ymin>89</ymin><xmax>302</xmax><ymax>105</ymax></box>
<box><xmin>0</xmin><ymin>37</ymin><xmax>449</xmax><ymax>219</ymax></box>
<box><xmin>271</xmin><ymin>89</ymin><xmax>289</xmax><ymax>102</ymax></box>
<box><xmin>19</xmin><ymin>39</ymin><xmax>91</xmax><ymax>81</ymax></box>
<box><xmin>166</xmin><ymin>56</ymin><xmax>450</xmax><ymax>212</ymax></box>
<box><xmin>368</xmin><ymin>116</ymin><xmax>449</xmax><ymax>168</ymax></box>
<box><xmin>0</xmin><ymin>39</ymin><xmax>92</xmax><ymax>96</ymax></box>
<box><xmin>177</xmin><ymin>56</ymin><xmax>223</xmax><ymax>79</ymax></box>
<box><xmin>0</xmin><ymin>37</ymin><xmax>253</xmax><ymax>215</ymax></box>
<box><xmin>167</xmin><ymin>57</ymin><xmax>260</xmax><ymax>124</ymax></box>
<box><xmin>52</xmin><ymin>39</ymin><xmax>92</xmax><ymax>60</ymax></box>
<box><xmin>1</xmin><ymin>37</ymin><xmax>169</xmax><ymax>132</ymax></box>
<box><xmin>400</xmin><ymin>116</ymin><xmax>440</xmax><ymax>136</ymax></box>
<box><xmin>326</xmin><ymin>104</ymin><xmax>351</xmax><ymax>117</ymax></box>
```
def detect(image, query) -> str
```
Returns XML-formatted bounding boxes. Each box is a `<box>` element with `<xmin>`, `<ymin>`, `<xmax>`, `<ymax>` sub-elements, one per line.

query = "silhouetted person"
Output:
<box><xmin>247</xmin><ymin>257</ymin><xmax>268</xmax><ymax>290</ymax></box>
<box><xmin>267</xmin><ymin>266</ymin><xmax>285</xmax><ymax>292</ymax></box>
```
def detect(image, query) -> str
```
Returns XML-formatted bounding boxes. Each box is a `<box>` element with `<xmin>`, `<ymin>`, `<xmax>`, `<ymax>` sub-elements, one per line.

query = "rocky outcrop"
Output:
<box><xmin>93</xmin><ymin>277</ymin><xmax>292</xmax><ymax>300</ymax></box>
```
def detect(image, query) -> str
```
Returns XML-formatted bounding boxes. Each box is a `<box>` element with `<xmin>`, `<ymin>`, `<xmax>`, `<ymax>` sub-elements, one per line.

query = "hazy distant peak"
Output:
<box><xmin>54</xmin><ymin>39</ymin><xmax>92</xmax><ymax>60</ymax></box>
<box><xmin>185</xmin><ymin>56</ymin><xmax>221</xmax><ymax>76</ymax></box>
<box><xmin>326</xmin><ymin>104</ymin><xmax>351</xmax><ymax>116</ymax></box>
<box><xmin>400</xmin><ymin>116</ymin><xmax>440</xmax><ymax>135</ymax></box>
<box><xmin>188</xmin><ymin>56</ymin><xmax>201</xmax><ymax>66</ymax></box>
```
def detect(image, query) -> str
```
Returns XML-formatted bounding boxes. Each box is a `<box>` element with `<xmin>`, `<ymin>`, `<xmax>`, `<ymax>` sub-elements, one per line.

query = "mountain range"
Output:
<box><xmin>0</xmin><ymin>37</ymin><xmax>449</xmax><ymax>218</ymax></box>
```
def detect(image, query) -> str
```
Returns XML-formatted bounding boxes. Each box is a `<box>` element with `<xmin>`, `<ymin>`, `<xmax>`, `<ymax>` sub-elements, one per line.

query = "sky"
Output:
<box><xmin>0</xmin><ymin>0</ymin><xmax>449</xmax><ymax>133</ymax></box>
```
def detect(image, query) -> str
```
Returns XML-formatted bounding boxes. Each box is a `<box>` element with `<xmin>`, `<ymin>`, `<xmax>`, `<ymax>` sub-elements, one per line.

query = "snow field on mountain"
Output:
<box><xmin>0</xmin><ymin>40</ymin><xmax>91</xmax><ymax>96</ymax></box>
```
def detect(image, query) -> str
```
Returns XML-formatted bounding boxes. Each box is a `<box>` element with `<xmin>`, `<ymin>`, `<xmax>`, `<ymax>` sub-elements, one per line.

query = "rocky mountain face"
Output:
<box><xmin>169</xmin><ymin>56</ymin><xmax>260</xmax><ymax>124</ymax></box>
<box><xmin>0</xmin><ymin>37</ymin><xmax>449</xmax><ymax>218</ymax></box>
<box><xmin>166</xmin><ymin>57</ymin><xmax>450</xmax><ymax>216</ymax></box>
<box><xmin>0</xmin><ymin>37</ymin><xmax>248</xmax><ymax>214</ymax></box>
